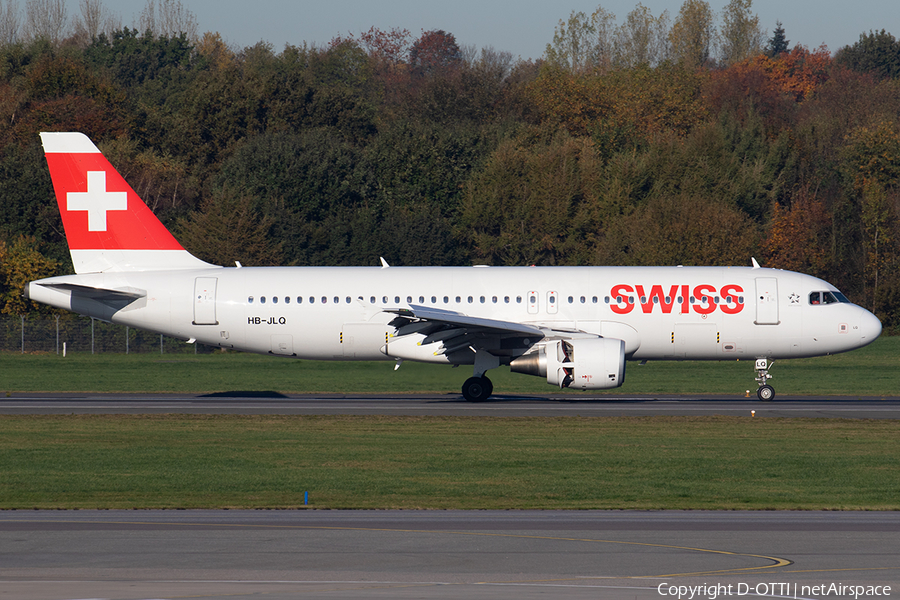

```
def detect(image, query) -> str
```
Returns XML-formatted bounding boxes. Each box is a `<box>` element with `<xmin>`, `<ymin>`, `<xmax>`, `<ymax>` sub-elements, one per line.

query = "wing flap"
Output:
<box><xmin>386</xmin><ymin>305</ymin><xmax>544</xmax><ymax>337</ymax></box>
<box><xmin>384</xmin><ymin>304</ymin><xmax>545</xmax><ymax>361</ymax></box>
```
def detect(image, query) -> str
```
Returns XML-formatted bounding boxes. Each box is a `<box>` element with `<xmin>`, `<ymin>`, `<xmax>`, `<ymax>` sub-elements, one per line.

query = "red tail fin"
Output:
<box><xmin>41</xmin><ymin>132</ymin><xmax>215</xmax><ymax>273</ymax></box>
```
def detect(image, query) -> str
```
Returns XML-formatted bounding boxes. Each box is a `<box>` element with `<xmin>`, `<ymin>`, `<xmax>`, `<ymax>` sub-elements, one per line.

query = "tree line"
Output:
<box><xmin>0</xmin><ymin>0</ymin><xmax>899</xmax><ymax>333</ymax></box>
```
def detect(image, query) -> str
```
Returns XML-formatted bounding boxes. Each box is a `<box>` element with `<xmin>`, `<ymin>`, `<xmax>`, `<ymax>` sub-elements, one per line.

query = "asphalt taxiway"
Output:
<box><xmin>2</xmin><ymin>392</ymin><xmax>900</xmax><ymax>418</ymax></box>
<box><xmin>2</xmin><ymin>510</ymin><xmax>898</xmax><ymax>600</ymax></box>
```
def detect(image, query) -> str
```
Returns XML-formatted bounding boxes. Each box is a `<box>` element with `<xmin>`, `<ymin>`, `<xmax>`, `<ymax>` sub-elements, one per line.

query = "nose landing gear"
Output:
<box><xmin>755</xmin><ymin>358</ymin><xmax>775</xmax><ymax>401</ymax></box>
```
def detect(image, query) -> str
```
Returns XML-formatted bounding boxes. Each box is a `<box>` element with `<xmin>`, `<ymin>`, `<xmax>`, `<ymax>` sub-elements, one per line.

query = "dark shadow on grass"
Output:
<box><xmin>200</xmin><ymin>391</ymin><xmax>289</xmax><ymax>398</ymax></box>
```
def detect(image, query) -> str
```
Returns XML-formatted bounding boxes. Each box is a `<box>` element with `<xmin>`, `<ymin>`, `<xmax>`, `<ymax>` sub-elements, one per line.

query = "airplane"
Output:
<box><xmin>26</xmin><ymin>132</ymin><xmax>882</xmax><ymax>402</ymax></box>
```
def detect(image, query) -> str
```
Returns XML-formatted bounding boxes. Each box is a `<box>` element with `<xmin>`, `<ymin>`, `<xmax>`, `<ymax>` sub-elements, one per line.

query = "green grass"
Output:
<box><xmin>2</xmin><ymin>342</ymin><xmax>896</xmax><ymax>511</ymax></box>
<box><xmin>0</xmin><ymin>415</ymin><xmax>897</xmax><ymax>510</ymax></box>
<box><xmin>1</xmin><ymin>337</ymin><xmax>897</xmax><ymax>396</ymax></box>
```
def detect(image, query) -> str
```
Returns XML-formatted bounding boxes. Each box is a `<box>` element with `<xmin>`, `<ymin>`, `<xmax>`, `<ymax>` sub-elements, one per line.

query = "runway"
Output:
<box><xmin>2</xmin><ymin>392</ymin><xmax>900</xmax><ymax>418</ymax></box>
<box><xmin>2</xmin><ymin>510</ymin><xmax>898</xmax><ymax>600</ymax></box>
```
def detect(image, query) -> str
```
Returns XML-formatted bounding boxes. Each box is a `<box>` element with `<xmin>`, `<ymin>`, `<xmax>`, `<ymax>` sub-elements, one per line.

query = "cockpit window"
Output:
<box><xmin>809</xmin><ymin>291</ymin><xmax>849</xmax><ymax>305</ymax></box>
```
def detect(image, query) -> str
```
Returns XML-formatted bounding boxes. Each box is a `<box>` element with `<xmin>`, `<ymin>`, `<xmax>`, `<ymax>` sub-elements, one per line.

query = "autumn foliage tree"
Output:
<box><xmin>841</xmin><ymin>120</ymin><xmax>900</xmax><ymax>316</ymax></box>
<box><xmin>409</xmin><ymin>29</ymin><xmax>462</xmax><ymax>77</ymax></box>
<box><xmin>0</xmin><ymin>235</ymin><xmax>59</xmax><ymax>315</ymax></box>
<box><xmin>760</xmin><ymin>192</ymin><xmax>831</xmax><ymax>275</ymax></box>
<box><xmin>668</xmin><ymin>0</ymin><xmax>716</xmax><ymax>68</ymax></box>
<box><xmin>0</xmin><ymin>0</ymin><xmax>898</xmax><ymax>330</ymax></box>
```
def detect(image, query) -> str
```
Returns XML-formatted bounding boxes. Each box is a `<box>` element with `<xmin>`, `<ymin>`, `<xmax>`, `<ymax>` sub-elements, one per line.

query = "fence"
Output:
<box><xmin>0</xmin><ymin>315</ymin><xmax>214</xmax><ymax>354</ymax></box>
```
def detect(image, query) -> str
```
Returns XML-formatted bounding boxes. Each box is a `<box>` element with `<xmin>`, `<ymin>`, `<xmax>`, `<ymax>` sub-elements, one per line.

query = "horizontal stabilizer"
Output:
<box><xmin>34</xmin><ymin>282</ymin><xmax>146</xmax><ymax>302</ymax></box>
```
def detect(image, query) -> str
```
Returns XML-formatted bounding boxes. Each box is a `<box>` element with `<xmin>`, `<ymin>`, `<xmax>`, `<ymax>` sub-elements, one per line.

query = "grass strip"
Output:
<box><xmin>1</xmin><ymin>415</ymin><xmax>897</xmax><ymax>510</ymax></box>
<box><xmin>1</xmin><ymin>336</ymin><xmax>898</xmax><ymax>396</ymax></box>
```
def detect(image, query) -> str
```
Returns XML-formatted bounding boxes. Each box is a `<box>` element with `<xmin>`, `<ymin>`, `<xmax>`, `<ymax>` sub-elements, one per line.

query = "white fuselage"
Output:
<box><xmin>28</xmin><ymin>265</ymin><xmax>882</xmax><ymax>364</ymax></box>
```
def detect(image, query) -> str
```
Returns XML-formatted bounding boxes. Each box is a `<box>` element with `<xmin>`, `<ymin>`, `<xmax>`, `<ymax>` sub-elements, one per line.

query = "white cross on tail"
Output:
<box><xmin>67</xmin><ymin>171</ymin><xmax>127</xmax><ymax>232</ymax></box>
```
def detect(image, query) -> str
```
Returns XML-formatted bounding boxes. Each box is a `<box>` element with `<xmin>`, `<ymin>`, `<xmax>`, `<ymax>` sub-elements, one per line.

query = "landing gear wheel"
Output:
<box><xmin>462</xmin><ymin>376</ymin><xmax>492</xmax><ymax>402</ymax></box>
<box><xmin>754</xmin><ymin>359</ymin><xmax>775</xmax><ymax>402</ymax></box>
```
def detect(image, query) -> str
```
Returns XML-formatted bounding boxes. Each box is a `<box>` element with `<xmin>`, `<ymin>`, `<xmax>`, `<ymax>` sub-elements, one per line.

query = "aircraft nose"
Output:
<box><xmin>859</xmin><ymin>308</ymin><xmax>882</xmax><ymax>345</ymax></box>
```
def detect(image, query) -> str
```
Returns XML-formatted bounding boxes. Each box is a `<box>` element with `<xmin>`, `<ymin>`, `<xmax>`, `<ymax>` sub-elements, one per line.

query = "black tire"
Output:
<box><xmin>482</xmin><ymin>377</ymin><xmax>493</xmax><ymax>398</ymax></box>
<box><xmin>462</xmin><ymin>376</ymin><xmax>492</xmax><ymax>402</ymax></box>
<box><xmin>757</xmin><ymin>384</ymin><xmax>775</xmax><ymax>402</ymax></box>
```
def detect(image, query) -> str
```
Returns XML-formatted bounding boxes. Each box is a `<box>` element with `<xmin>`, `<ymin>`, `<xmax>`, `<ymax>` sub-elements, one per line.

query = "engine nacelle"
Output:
<box><xmin>510</xmin><ymin>338</ymin><xmax>625</xmax><ymax>390</ymax></box>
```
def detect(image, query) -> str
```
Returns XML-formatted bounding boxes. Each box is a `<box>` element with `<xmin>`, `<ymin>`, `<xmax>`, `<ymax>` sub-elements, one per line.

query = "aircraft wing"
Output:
<box><xmin>384</xmin><ymin>305</ymin><xmax>544</xmax><ymax>357</ymax></box>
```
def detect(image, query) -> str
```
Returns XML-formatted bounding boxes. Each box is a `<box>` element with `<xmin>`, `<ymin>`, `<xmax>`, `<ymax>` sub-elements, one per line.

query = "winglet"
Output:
<box><xmin>751</xmin><ymin>257</ymin><xmax>761</xmax><ymax>269</ymax></box>
<box><xmin>380</xmin><ymin>257</ymin><xmax>390</xmax><ymax>268</ymax></box>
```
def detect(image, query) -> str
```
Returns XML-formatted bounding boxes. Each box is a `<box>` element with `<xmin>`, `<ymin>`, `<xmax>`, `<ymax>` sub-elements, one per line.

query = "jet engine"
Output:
<box><xmin>510</xmin><ymin>338</ymin><xmax>625</xmax><ymax>390</ymax></box>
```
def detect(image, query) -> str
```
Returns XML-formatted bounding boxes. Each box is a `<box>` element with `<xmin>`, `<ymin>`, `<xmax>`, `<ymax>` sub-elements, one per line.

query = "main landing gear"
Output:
<box><xmin>755</xmin><ymin>358</ymin><xmax>775</xmax><ymax>401</ymax></box>
<box><xmin>462</xmin><ymin>376</ymin><xmax>493</xmax><ymax>402</ymax></box>
<box><xmin>462</xmin><ymin>350</ymin><xmax>498</xmax><ymax>402</ymax></box>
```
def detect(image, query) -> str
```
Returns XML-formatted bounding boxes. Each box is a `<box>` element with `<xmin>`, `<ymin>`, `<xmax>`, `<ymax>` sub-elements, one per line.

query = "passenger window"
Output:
<box><xmin>456</xmin><ymin>296</ymin><xmax>461</xmax><ymax>303</ymax></box>
<box><xmin>346</xmin><ymin>297</ymin><xmax>351</xmax><ymax>303</ymax></box>
<box><xmin>334</xmin><ymin>297</ymin><xmax>339</xmax><ymax>304</ymax></box>
<box><xmin>580</xmin><ymin>296</ymin><xmax>586</xmax><ymax>303</ymax></box>
<box><xmin>592</xmin><ymin>296</ymin><xmax>598</xmax><ymax>303</ymax></box>
<box><xmin>407</xmin><ymin>296</ymin><xmax>412</xmax><ymax>303</ymax></box>
<box><xmin>383</xmin><ymin>296</ymin><xmax>388</xmax><ymax>304</ymax></box>
<box><xmin>504</xmin><ymin>296</ymin><xmax>510</xmax><ymax>303</ymax></box>
<box><xmin>395</xmin><ymin>296</ymin><xmax>400</xmax><ymax>304</ymax></box>
<box><xmin>261</xmin><ymin>297</ymin><xmax>266</xmax><ymax>304</ymax></box>
<box><xmin>443</xmin><ymin>296</ymin><xmax>449</xmax><ymax>303</ymax></box>
<box><xmin>517</xmin><ymin>296</ymin><xmax>522</xmax><ymax>303</ymax></box>
<box><xmin>248</xmin><ymin>296</ymin><xmax>254</xmax><ymax>304</ymax></box>
<box><xmin>309</xmin><ymin>297</ymin><xmax>315</xmax><ymax>304</ymax></box>
<box><xmin>567</xmin><ymin>296</ymin><xmax>573</xmax><ymax>303</ymax></box>
<box><xmin>492</xmin><ymin>296</ymin><xmax>498</xmax><ymax>303</ymax></box>
<box><xmin>370</xmin><ymin>296</ymin><xmax>376</xmax><ymax>304</ymax></box>
<box><xmin>431</xmin><ymin>296</ymin><xmax>437</xmax><ymax>303</ymax></box>
<box><xmin>285</xmin><ymin>297</ymin><xmax>290</xmax><ymax>304</ymax></box>
<box><xmin>322</xmin><ymin>297</ymin><xmax>328</xmax><ymax>304</ymax></box>
<box><xmin>468</xmin><ymin>296</ymin><xmax>474</xmax><ymax>303</ymax></box>
<box><xmin>480</xmin><ymin>296</ymin><xmax>485</xmax><ymax>303</ymax></box>
<box><xmin>297</xmin><ymin>297</ymin><xmax>303</xmax><ymax>304</ymax></box>
<box><xmin>272</xmin><ymin>296</ymin><xmax>278</xmax><ymax>304</ymax></box>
